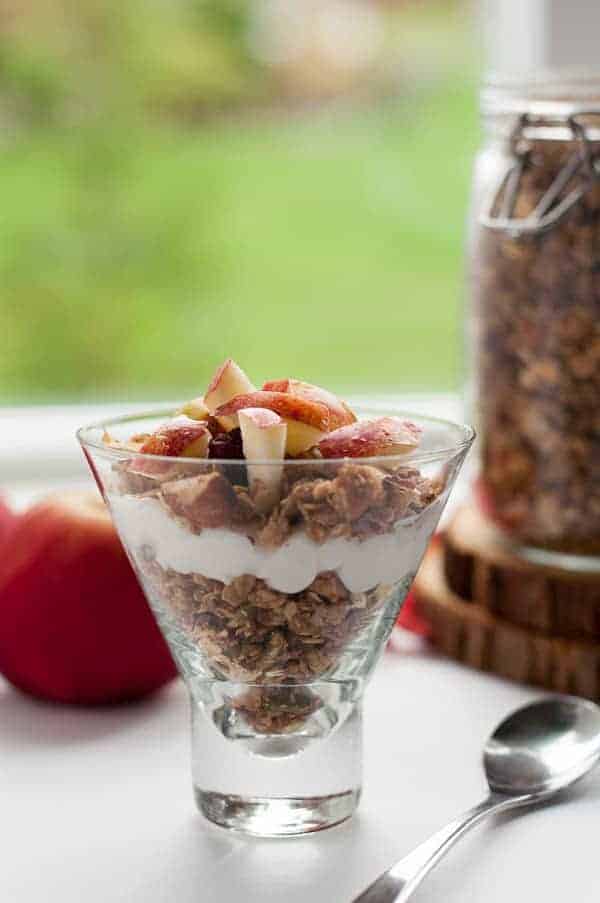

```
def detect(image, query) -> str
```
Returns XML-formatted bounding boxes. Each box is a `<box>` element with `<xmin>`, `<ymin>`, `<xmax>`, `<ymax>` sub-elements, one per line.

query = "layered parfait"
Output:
<box><xmin>99</xmin><ymin>360</ymin><xmax>446</xmax><ymax>734</ymax></box>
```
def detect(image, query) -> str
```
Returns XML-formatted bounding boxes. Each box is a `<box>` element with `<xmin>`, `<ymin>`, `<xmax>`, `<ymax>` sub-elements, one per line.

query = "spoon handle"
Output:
<box><xmin>352</xmin><ymin>791</ymin><xmax>533</xmax><ymax>903</ymax></box>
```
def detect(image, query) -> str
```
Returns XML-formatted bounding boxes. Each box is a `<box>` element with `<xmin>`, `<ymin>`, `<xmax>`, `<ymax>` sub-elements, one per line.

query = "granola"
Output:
<box><xmin>471</xmin><ymin>136</ymin><xmax>600</xmax><ymax>554</ymax></box>
<box><xmin>142</xmin><ymin>559</ymin><xmax>388</xmax><ymax>681</ymax></box>
<box><xmin>231</xmin><ymin>686</ymin><xmax>322</xmax><ymax>735</ymax></box>
<box><xmin>139</xmin><ymin>560</ymin><xmax>390</xmax><ymax>732</ymax></box>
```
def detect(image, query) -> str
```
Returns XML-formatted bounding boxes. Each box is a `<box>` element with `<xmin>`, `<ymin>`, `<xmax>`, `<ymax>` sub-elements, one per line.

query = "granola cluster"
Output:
<box><xmin>263</xmin><ymin>462</ymin><xmax>439</xmax><ymax>544</ymax></box>
<box><xmin>471</xmin><ymin>137</ymin><xmax>600</xmax><ymax>554</ymax></box>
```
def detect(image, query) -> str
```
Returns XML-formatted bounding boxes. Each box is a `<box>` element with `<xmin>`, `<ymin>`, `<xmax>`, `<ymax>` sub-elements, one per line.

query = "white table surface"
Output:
<box><xmin>4</xmin><ymin>648</ymin><xmax>600</xmax><ymax>903</ymax></box>
<box><xmin>3</xmin><ymin>399</ymin><xmax>600</xmax><ymax>903</ymax></box>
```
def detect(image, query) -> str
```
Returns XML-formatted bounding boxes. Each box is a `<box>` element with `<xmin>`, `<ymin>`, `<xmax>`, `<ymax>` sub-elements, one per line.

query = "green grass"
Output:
<box><xmin>0</xmin><ymin>77</ymin><xmax>479</xmax><ymax>402</ymax></box>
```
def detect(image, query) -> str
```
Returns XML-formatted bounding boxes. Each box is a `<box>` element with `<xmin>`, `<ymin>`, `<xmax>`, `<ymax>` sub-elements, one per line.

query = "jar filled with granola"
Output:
<box><xmin>468</xmin><ymin>74</ymin><xmax>600</xmax><ymax>570</ymax></box>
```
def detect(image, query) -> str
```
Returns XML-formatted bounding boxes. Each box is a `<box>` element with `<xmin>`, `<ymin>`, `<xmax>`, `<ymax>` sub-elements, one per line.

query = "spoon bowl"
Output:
<box><xmin>484</xmin><ymin>696</ymin><xmax>600</xmax><ymax>797</ymax></box>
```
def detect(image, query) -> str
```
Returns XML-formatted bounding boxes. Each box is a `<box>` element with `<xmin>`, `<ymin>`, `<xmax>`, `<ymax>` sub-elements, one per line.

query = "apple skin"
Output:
<box><xmin>139</xmin><ymin>417</ymin><xmax>210</xmax><ymax>458</ymax></box>
<box><xmin>262</xmin><ymin>379</ymin><xmax>356</xmax><ymax>430</ymax></box>
<box><xmin>0</xmin><ymin>492</ymin><xmax>177</xmax><ymax>705</ymax></box>
<box><xmin>205</xmin><ymin>358</ymin><xmax>255</xmax><ymax>430</ymax></box>
<box><xmin>0</xmin><ymin>495</ymin><xmax>18</xmax><ymax>551</ymax></box>
<box><xmin>216</xmin><ymin>390</ymin><xmax>331</xmax><ymax>430</ymax></box>
<box><xmin>318</xmin><ymin>417</ymin><xmax>422</xmax><ymax>458</ymax></box>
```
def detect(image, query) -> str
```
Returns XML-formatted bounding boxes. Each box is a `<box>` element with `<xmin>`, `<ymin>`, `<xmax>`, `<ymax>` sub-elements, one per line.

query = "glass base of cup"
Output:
<box><xmin>190</xmin><ymin>689</ymin><xmax>362</xmax><ymax>836</ymax></box>
<box><xmin>195</xmin><ymin>788</ymin><xmax>360</xmax><ymax>836</ymax></box>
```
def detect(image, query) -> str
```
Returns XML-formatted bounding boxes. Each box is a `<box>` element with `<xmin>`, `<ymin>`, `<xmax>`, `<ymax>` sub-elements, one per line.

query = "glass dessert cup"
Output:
<box><xmin>78</xmin><ymin>406</ymin><xmax>473</xmax><ymax>836</ymax></box>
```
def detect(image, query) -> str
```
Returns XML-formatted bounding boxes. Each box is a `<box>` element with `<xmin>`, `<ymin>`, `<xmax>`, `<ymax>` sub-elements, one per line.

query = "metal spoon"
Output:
<box><xmin>353</xmin><ymin>696</ymin><xmax>600</xmax><ymax>903</ymax></box>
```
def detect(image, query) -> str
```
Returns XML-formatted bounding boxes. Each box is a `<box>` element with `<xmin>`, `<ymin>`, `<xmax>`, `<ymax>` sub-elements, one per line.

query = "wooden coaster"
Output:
<box><xmin>414</xmin><ymin>541</ymin><xmax>600</xmax><ymax>701</ymax></box>
<box><xmin>444</xmin><ymin>504</ymin><xmax>600</xmax><ymax>641</ymax></box>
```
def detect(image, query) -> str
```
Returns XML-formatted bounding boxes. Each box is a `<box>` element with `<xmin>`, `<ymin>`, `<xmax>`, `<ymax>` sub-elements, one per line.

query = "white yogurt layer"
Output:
<box><xmin>110</xmin><ymin>493</ymin><xmax>444</xmax><ymax>594</ymax></box>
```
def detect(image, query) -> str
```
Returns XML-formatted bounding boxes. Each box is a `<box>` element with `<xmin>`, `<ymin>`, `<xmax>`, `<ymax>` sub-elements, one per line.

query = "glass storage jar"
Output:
<box><xmin>467</xmin><ymin>73</ymin><xmax>600</xmax><ymax>571</ymax></box>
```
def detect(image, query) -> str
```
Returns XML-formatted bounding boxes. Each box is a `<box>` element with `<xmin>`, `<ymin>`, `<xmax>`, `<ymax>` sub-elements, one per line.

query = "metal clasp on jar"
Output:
<box><xmin>480</xmin><ymin>110</ymin><xmax>600</xmax><ymax>237</ymax></box>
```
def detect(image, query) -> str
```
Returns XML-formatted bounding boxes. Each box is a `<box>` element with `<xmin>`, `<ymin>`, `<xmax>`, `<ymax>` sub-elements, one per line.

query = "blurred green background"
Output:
<box><xmin>0</xmin><ymin>0</ymin><xmax>479</xmax><ymax>403</ymax></box>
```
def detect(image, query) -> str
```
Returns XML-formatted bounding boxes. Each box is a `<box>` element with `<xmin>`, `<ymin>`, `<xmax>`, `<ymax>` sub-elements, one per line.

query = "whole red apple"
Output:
<box><xmin>0</xmin><ymin>492</ymin><xmax>177</xmax><ymax>705</ymax></box>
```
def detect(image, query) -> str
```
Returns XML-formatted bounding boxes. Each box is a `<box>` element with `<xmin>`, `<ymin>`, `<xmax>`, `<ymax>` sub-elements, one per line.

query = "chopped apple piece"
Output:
<box><xmin>130</xmin><ymin>418</ymin><xmax>211</xmax><ymax>478</ymax></box>
<box><xmin>284</xmin><ymin>420</ymin><xmax>326</xmax><ymax>456</ymax></box>
<box><xmin>204</xmin><ymin>359</ymin><xmax>255</xmax><ymax>430</ymax></box>
<box><xmin>102</xmin><ymin>431</ymin><xmax>148</xmax><ymax>453</ymax></box>
<box><xmin>263</xmin><ymin>379</ymin><xmax>356</xmax><ymax>429</ymax></box>
<box><xmin>318</xmin><ymin>417</ymin><xmax>422</xmax><ymax>459</ymax></box>
<box><xmin>216</xmin><ymin>390</ymin><xmax>331</xmax><ymax>456</ymax></box>
<box><xmin>175</xmin><ymin>397</ymin><xmax>210</xmax><ymax>421</ymax></box>
<box><xmin>239</xmin><ymin>408</ymin><xmax>287</xmax><ymax>512</ymax></box>
<box><xmin>215</xmin><ymin>390</ymin><xmax>330</xmax><ymax>431</ymax></box>
<box><xmin>139</xmin><ymin>417</ymin><xmax>211</xmax><ymax>458</ymax></box>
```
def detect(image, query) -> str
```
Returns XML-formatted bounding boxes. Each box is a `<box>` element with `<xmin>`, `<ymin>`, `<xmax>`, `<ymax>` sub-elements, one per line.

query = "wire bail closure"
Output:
<box><xmin>480</xmin><ymin>111</ymin><xmax>600</xmax><ymax>237</ymax></box>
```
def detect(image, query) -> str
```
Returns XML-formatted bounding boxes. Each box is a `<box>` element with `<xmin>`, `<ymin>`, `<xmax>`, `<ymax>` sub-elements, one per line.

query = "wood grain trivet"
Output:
<box><xmin>444</xmin><ymin>504</ymin><xmax>600</xmax><ymax>641</ymax></box>
<box><xmin>414</xmin><ymin>541</ymin><xmax>600</xmax><ymax>701</ymax></box>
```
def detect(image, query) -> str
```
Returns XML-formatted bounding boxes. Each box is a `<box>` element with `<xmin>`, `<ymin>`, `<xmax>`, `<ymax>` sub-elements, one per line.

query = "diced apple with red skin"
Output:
<box><xmin>217</xmin><ymin>391</ymin><xmax>330</xmax><ymax>429</ymax></box>
<box><xmin>263</xmin><ymin>379</ymin><xmax>356</xmax><ymax>430</ymax></box>
<box><xmin>204</xmin><ymin>359</ymin><xmax>255</xmax><ymax>430</ymax></box>
<box><xmin>127</xmin><ymin>417</ymin><xmax>211</xmax><ymax>477</ymax></box>
<box><xmin>175</xmin><ymin>397</ymin><xmax>210</xmax><ymax>421</ymax></box>
<box><xmin>215</xmin><ymin>390</ymin><xmax>330</xmax><ymax>455</ymax></box>
<box><xmin>318</xmin><ymin>417</ymin><xmax>422</xmax><ymax>458</ymax></box>
<box><xmin>139</xmin><ymin>417</ymin><xmax>211</xmax><ymax>458</ymax></box>
<box><xmin>238</xmin><ymin>408</ymin><xmax>287</xmax><ymax>512</ymax></box>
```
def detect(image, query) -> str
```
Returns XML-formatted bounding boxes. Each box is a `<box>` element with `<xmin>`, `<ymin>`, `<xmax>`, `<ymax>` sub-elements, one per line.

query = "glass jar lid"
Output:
<box><xmin>480</xmin><ymin>69</ymin><xmax>600</xmax><ymax>235</ymax></box>
<box><xmin>482</xmin><ymin>68</ymin><xmax>600</xmax><ymax>119</ymax></box>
